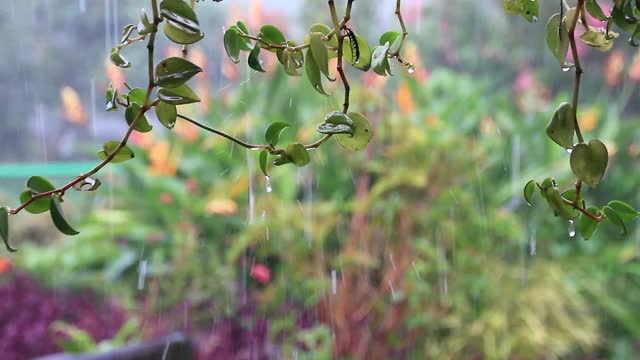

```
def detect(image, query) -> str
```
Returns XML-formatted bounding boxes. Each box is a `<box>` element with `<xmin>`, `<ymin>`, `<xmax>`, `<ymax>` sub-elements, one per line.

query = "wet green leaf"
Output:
<box><xmin>155</xmin><ymin>101</ymin><xmax>177</xmax><ymax>129</ymax></box>
<box><xmin>160</xmin><ymin>0</ymin><xmax>201</xmax><ymax>35</ymax></box>
<box><xmin>336</xmin><ymin>112</ymin><xmax>374</xmax><ymax>151</ymax></box>
<box><xmin>309</xmin><ymin>32</ymin><xmax>330</xmax><ymax>79</ymax></box>
<box><xmin>343</xmin><ymin>33</ymin><xmax>371</xmax><ymax>71</ymax></box>
<box><xmin>524</xmin><ymin>180</ymin><xmax>537</xmax><ymax>205</ymax></box>
<box><xmin>137</xmin><ymin>8</ymin><xmax>153</xmax><ymax>35</ymax></box>
<box><xmin>157</xmin><ymin>84</ymin><xmax>201</xmax><ymax>105</ymax></box>
<box><xmin>372</xmin><ymin>43</ymin><xmax>392</xmax><ymax>76</ymax></box>
<box><xmin>607</xmin><ymin>200</ymin><xmax>639</xmax><ymax>223</ymax></box>
<box><xmin>98</xmin><ymin>141</ymin><xmax>135</xmax><ymax>163</ymax></box>
<box><xmin>561</xmin><ymin>188</ymin><xmax>585</xmax><ymax>209</ymax></box>
<box><xmin>259</xmin><ymin>150</ymin><xmax>269</xmax><ymax>177</ymax></box>
<box><xmin>540</xmin><ymin>178</ymin><xmax>579</xmax><ymax>220</ymax></box>
<box><xmin>19</xmin><ymin>176</ymin><xmax>56</xmax><ymax>214</ymax></box>
<box><xmin>546</xmin><ymin>102</ymin><xmax>575</xmax><ymax>149</ymax></box>
<box><xmin>110</xmin><ymin>48</ymin><xmax>131</xmax><ymax>68</ymax></box>
<box><xmin>248</xmin><ymin>44</ymin><xmax>266</xmax><ymax>72</ymax></box>
<box><xmin>105</xmin><ymin>85</ymin><xmax>119</xmax><ymax>112</ymax></box>
<box><xmin>259</xmin><ymin>25</ymin><xmax>286</xmax><ymax>50</ymax></box>
<box><xmin>545</xmin><ymin>13</ymin><xmax>570</xmax><ymax>66</ymax></box>
<box><xmin>317</xmin><ymin>111</ymin><xmax>355</xmax><ymax>135</ymax></box>
<box><xmin>379</xmin><ymin>31</ymin><xmax>401</xmax><ymax>52</ymax></box>
<box><xmin>155</xmin><ymin>57</ymin><xmax>202</xmax><ymax>88</ymax></box>
<box><xmin>570</xmin><ymin>139</ymin><xmax>608</xmax><ymax>187</ymax></box>
<box><xmin>580</xmin><ymin>28</ymin><xmax>619</xmax><ymax>51</ymax></box>
<box><xmin>236</xmin><ymin>21</ymin><xmax>249</xmax><ymax>35</ymax></box>
<box><xmin>309</xmin><ymin>23</ymin><xmax>337</xmax><ymax>47</ymax></box>
<box><xmin>224</xmin><ymin>27</ymin><xmax>241</xmax><ymax>63</ymax></box>
<box><xmin>603</xmin><ymin>205</ymin><xmax>627</xmax><ymax>234</ymax></box>
<box><xmin>585</xmin><ymin>0</ymin><xmax>608</xmax><ymax>21</ymax></box>
<box><xmin>579</xmin><ymin>206</ymin><xmax>600</xmax><ymax>240</ymax></box>
<box><xmin>125</xmin><ymin>103</ymin><xmax>152</xmax><ymax>133</ymax></box>
<box><xmin>285</xmin><ymin>143</ymin><xmax>310</xmax><ymax>167</ymax></box>
<box><xmin>50</xmin><ymin>195</ymin><xmax>79</xmax><ymax>236</ymax></box>
<box><xmin>163</xmin><ymin>21</ymin><xmax>204</xmax><ymax>45</ymax></box>
<box><xmin>305</xmin><ymin>49</ymin><xmax>329</xmax><ymax>95</ymax></box>
<box><xmin>72</xmin><ymin>177</ymin><xmax>102</xmax><ymax>192</ymax></box>
<box><xmin>28</xmin><ymin>176</ymin><xmax>56</xmax><ymax>194</ymax></box>
<box><xmin>125</xmin><ymin>88</ymin><xmax>147</xmax><ymax>106</ymax></box>
<box><xmin>265</xmin><ymin>122</ymin><xmax>290</xmax><ymax>146</ymax></box>
<box><xmin>120</xmin><ymin>24</ymin><xmax>137</xmax><ymax>44</ymax></box>
<box><xmin>0</xmin><ymin>207</ymin><xmax>15</xmax><ymax>252</ymax></box>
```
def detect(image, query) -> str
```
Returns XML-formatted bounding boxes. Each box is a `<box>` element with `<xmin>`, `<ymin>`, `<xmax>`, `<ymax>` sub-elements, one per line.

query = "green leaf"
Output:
<box><xmin>50</xmin><ymin>195</ymin><xmax>79</xmax><ymax>236</ymax></box>
<box><xmin>224</xmin><ymin>27</ymin><xmax>242</xmax><ymax>64</ymax></box>
<box><xmin>160</xmin><ymin>0</ymin><xmax>200</xmax><ymax>35</ymax></box>
<box><xmin>125</xmin><ymin>103</ymin><xmax>153</xmax><ymax>133</ymax></box>
<box><xmin>504</xmin><ymin>0</ymin><xmax>539</xmax><ymax>22</ymax></box>
<box><xmin>20</xmin><ymin>190</ymin><xmax>51</xmax><ymax>214</ymax></box>
<box><xmin>163</xmin><ymin>21</ymin><xmax>204</xmax><ymax>45</ymax></box>
<box><xmin>309</xmin><ymin>23</ymin><xmax>337</xmax><ymax>47</ymax></box>
<box><xmin>285</xmin><ymin>143</ymin><xmax>310</xmax><ymax>167</ymax></box>
<box><xmin>72</xmin><ymin>177</ymin><xmax>102</xmax><ymax>192</ymax></box>
<box><xmin>0</xmin><ymin>207</ymin><xmax>15</xmax><ymax>252</ymax></box>
<box><xmin>155</xmin><ymin>101</ymin><xmax>177</xmax><ymax>129</ymax></box>
<box><xmin>335</xmin><ymin>112</ymin><xmax>374</xmax><ymax>151</ymax></box>
<box><xmin>265</xmin><ymin>122</ymin><xmax>290</xmax><ymax>146</ymax></box>
<box><xmin>372</xmin><ymin>43</ymin><xmax>392</xmax><ymax>76</ymax></box>
<box><xmin>98</xmin><ymin>141</ymin><xmax>135</xmax><ymax>163</ymax></box>
<box><xmin>248</xmin><ymin>44</ymin><xmax>266</xmax><ymax>72</ymax></box>
<box><xmin>379</xmin><ymin>31</ymin><xmax>401</xmax><ymax>52</ymax></box>
<box><xmin>28</xmin><ymin>176</ymin><xmax>56</xmax><ymax>193</ymax></box>
<box><xmin>19</xmin><ymin>176</ymin><xmax>56</xmax><ymax>214</ymax></box>
<box><xmin>524</xmin><ymin>180</ymin><xmax>537</xmax><ymax>205</ymax></box>
<box><xmin>125</xmin><ymin>88</ymin><xmax>147</xmax><ymax>106</ymax></box>
<box><xmin>546</xmin><ymin>102</ymin><xmax>575</xmax><ymax>149</ymax></box>
<box><xmin>545</xmin><ymin>13</ymin><xmax>570</xmax><ymax>67</ymax></box>
<box><xmin>540</xmin><ymin>178</ymin><xmax>579</xmax><ymax>220</ymax></box>
<box><xmin>278</xmin><ymin>45</ymin><xmax>304</xmax><ymax>76</ymax></box>
<box><xmin>305</xmin><ymin>49</ymin><xmax>329</xmax><ymax>95</ymax></box>
<box><xmin>273</xmin><ymin>154</ymin><xmax>292</xmax><ymax>166</ymax></box>
<box><xmin>317</xmin><ymin>111</ymin><xmax>355</xmax><ymax>135</ymax></box>
<box><xmin>105</xmin><ymin>85</ymin><xmax>119</xmax><ymax>112</ymax></box>
<box><xmin>580</xmin><ymin>28</ymin><xmax>619</xmax><ymax>51</ymax></box>
<box><xmin>137</xmin><ymin>8</ymin><xmax>153</xmax><ymax>35</ymax></box>
<box><xmin>309</xmin><ymin>32</ymin><xmax>330</xmax><ymax>79</ymax></box>
<box><xmin>120</xmin><ymin>24</ymin><xmax>137</xmax><ymax>44</ymax></box>
<box><xmin>259</xmin><ymin>25</ymin><xmax>286</xmax><ymax>50</ymax></box>
<box><xmin>110</xmin><ymin>48</ymin><xmax>131</xmax><ymax>68</ymax></box>
<box><xmin>237</xmin><ymin>21</ymin><xmax>249</xmax><ymax>35</ymax></box>
<box><xmin>570</xmin><ymin>139</ymin><xmax>608</xmax><ymax>187</ymax></box>
<box><xmin>229</xmin><ymin>24</ymin><xmax>252</xmax><ymax>51</ymax></box>
<box><xmin>607</xmin><ymin>200</ymin><xmax>639</xmax><ymax>223</ymax></box>
<box><xmin>155</xmin><ymin>57</ymin><xmax>202</xmax><ymax>88</ymax></box>
<box><xmin>157</xmin><ymin>84</ymin><xmax>201</xmax><ymax>105</ymax></box>
<box><xmin>259</xmin><ymin>150</ymin><xmax>269</xmax><ymax>177</ymax></box>
<box><xmin>603</xmin><ymin>205</ymin><xmax>627</xmax><ymax>234</ymax></box>
<box><xmin>585</xmin><ymin>0</ymin><xmax>608</xmax><ymax>21</ymax></box>
<box><xmin>343</xmin><ymin>33</ymin><xmax>371</xmax><ymax>71</ymax></box>
<box><xmin>579</xmin><ymin>206</ymin><xmax>601</xmax><ymax>240</ymax></box>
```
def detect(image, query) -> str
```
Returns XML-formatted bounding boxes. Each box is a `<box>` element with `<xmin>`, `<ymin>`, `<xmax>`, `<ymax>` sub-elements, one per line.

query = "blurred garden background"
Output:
<box><xmin>2</xmin><ymin>0</ymin><xmax>640</xmax><ymax>359</ymax></box>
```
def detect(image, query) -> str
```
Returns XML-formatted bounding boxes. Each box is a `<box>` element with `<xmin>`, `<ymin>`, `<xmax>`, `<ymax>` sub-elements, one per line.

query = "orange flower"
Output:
<box><xmin>148</xmin><ymin>140</ymin><xmax>179</xmax><ymax>177</ymax></box>
<box><xmin>205</xmin><ymin>198</ymin><xmax>238</xmax><ymax>215</ymax></box>
<box><xmin>396</xmin><ymin>82</ymin><xmax>416</xmax><ymax>114</ymax></box>
<box><xmin>60</xmin><ymin>86</ymin><xmax>87</xmax><ymax>126</ymax></box>
<box><xmin>129</xmin><ymin>131</ymin><xmax>155</xmax><ymax>150</ymax></box>
<box><xmin>579</xmin><ymin>108</ymin><xmax>600</xmax><ymax>133</ymax></box>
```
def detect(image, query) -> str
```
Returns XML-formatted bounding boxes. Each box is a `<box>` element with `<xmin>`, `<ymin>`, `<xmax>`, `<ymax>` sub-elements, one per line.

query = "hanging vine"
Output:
<box><xmin>0</xmin><ymin>0</ymin><xmax>413</xmax><ymax>251</ymax></box>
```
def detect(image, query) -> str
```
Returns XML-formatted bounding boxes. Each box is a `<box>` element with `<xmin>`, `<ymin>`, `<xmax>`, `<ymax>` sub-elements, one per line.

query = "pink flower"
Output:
<box><xmin>250</xmin><ymin>264</ymin><xmax>271</xmax><ymax>284</ymax></box>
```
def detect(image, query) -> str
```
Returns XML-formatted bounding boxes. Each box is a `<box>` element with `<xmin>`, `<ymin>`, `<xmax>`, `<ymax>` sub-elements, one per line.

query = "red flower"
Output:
<box><xmin>250</xmin><ymin>264</ymin><xmax>271</xmax><ymax>284</ymax></box>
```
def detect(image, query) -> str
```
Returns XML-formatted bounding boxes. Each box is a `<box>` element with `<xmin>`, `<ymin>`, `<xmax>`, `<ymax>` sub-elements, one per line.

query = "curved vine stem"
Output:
<box><xmin>568</xmin><ymin>0</ymin><xmax>585</xmax><ymax>144</ymax></box>
<box><xmin>176</xmin><ymin>114</ymin><xmax>269</xmax><ymax>150</ymax></box>
<box><xmin>328</xmin><ymin>0</ymin><xmax>352</xmax><ymax>114</ymax></box>
<box><xmin>10</xmin><ymin>0</ymin><xmax>162</xmax><ymax>216</ymax></box>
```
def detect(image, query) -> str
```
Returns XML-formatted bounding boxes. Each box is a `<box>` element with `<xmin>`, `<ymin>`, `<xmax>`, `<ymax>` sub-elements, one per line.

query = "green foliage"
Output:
<box><xmin>507</xmin><ymin>0</ymin><xmax>640</xmax><ymax>239</ymax></box>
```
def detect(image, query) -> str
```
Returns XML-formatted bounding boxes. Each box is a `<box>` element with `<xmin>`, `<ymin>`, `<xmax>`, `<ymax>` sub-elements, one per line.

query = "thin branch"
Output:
<box><xmin>329</xmin><ymin>0</ymin><xmax>351</xmax><ymax>113</ymax></box>
<box><xmin>390</xmin><ymin>0</ymin><xmax>408</xmax><ymax>57</ymax></box>
<box><xmin>116</xmin><ymin>35</ymin><xmax>147</xmax><ymax>50</ymax></box>
<box><xmin>305</xmin><ymin>134</ymin><xmax>333</xmax><ymax>150</ymax></box>
<box><xmin>568</xmin><ymin>0</ymin><xmax>585</xmax><ymax>143</ymax></box>
<box><xmin>177</xmin><ymin>114</ymin><xmax>268</xmax><ymax>150</ymax></box>
<box><xmin>239</xmin><ymin>33</ymin><xmax>309</xmax><ymax>52</ymax></box>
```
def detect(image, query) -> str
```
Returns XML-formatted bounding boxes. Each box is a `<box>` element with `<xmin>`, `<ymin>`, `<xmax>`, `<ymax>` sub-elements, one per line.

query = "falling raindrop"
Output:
<box><xmin>529</xmin><ymin>224</ymin><xmax>537</xmax><ymax>256</ymax></box>
<box><xmin>137</xmin><ymin>260</ymin><xmax>147</xmax><ymax>290</ymax></box>
<box><xmin>265</xmin><ymin>176</ymin><xmax>272</xmax><ymax>193</ymax></box>
<box><xmin>566</xmin><ymin>148</ymin><xmax>573</xmax><ymax>154</ymax></box>
<box><xmin>411</xmin><ymin>261</ymin><xmax>421</xmax><ymax>280</ymax></box>
<box><xmin>331</xmin><ymin>270</ymin><xmax>337</xmax><ymax>295</ymax></box>
<box><xmin>406</xmin><ymin>64</ymin><xmax>415</xmax><ymax>74</ymax></box>
<box><xmin>389</xmin><ymin>253</ymin><xmax>396</xmax><ymax>271</ymax></box>
<box><xmin>388</xmin><ymin>280</ymin><xmax>397</xmax><ymax>301</ymax></box>
<box><xmin>568</xmin><ymin>220</ymin><xmax>576</xmax><ymax>237</ymax></box>
<box><xmin>562</xmin><ymin>65</ymin><xmax>573</xmax><ymax>72</ymax></box>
